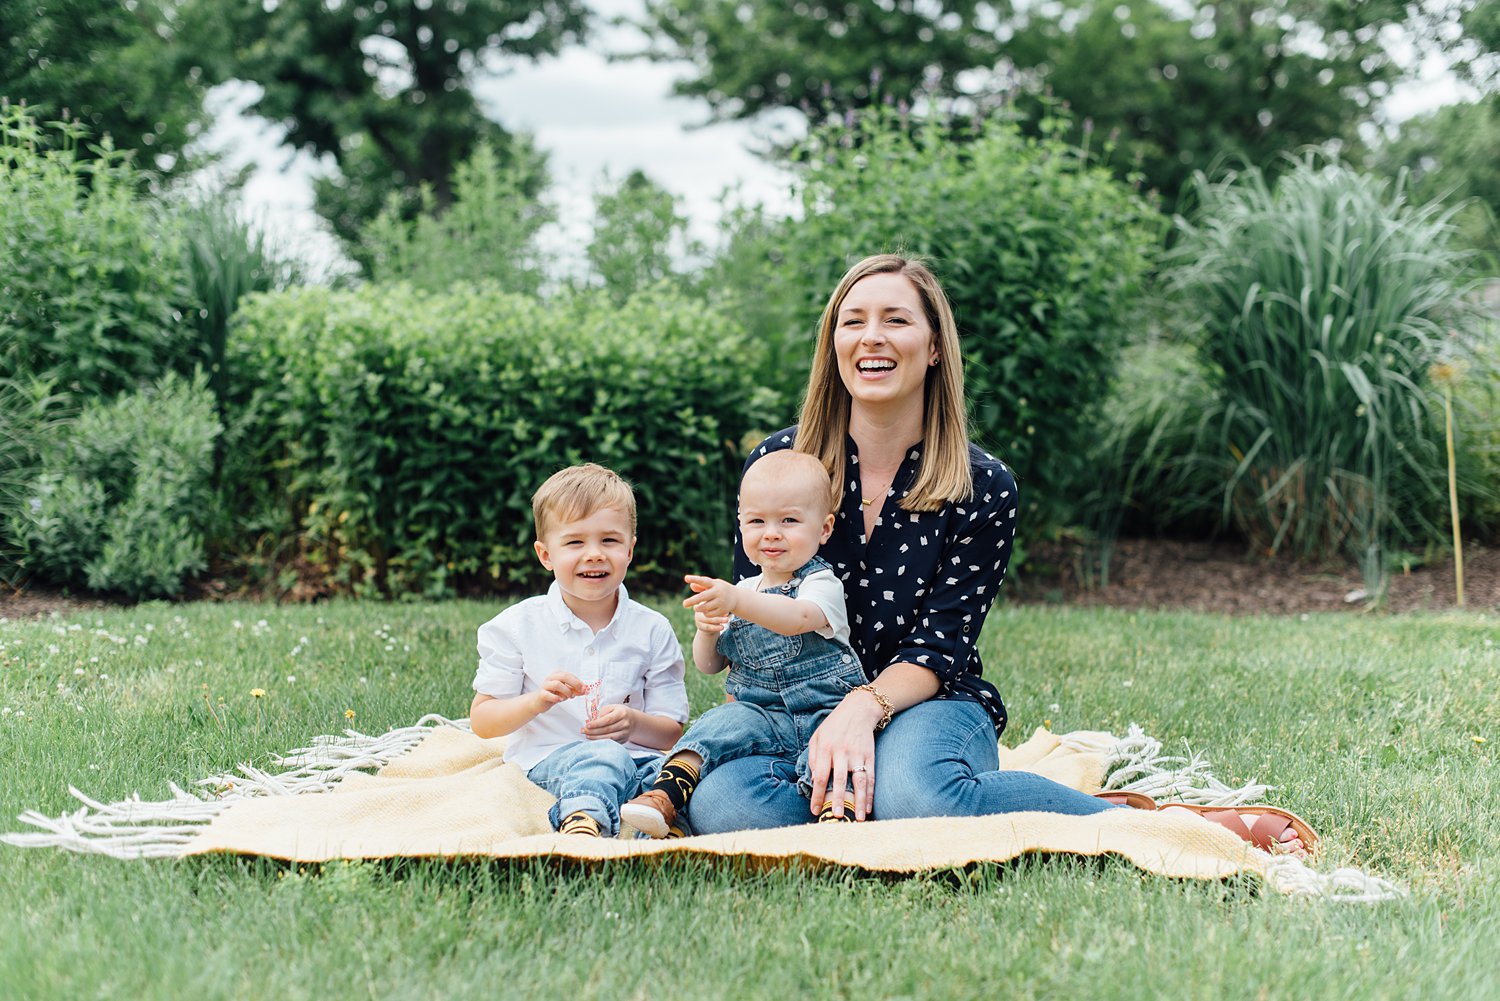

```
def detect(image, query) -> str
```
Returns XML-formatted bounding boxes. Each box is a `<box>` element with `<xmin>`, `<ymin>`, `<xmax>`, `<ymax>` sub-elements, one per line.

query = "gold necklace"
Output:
<box><xmin>860</xmin><ymin>497</ymin><xmax>876</xmax><ymax>508</ymax></box>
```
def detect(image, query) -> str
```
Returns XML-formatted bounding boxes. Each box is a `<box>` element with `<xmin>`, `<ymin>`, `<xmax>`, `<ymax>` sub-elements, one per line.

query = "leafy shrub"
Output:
<box><xmin>711</xmin><ymin>109</ymin><xmax>1162</xmax><ymax>533</ymax></box>
<box><xmin>0</xmin><ymin>364</ymin><xmax>68</xmax><ymax>585</ymax></box>
<box><xmin>586</xmin><ymin>170</ymin><xmax>699</xmax><ymax>303</ymax></box>
<box><xmin>10</xmin><ymin>373</ymin><xmax>221</xmax><ymax>598</ymax></box>
<box><xmin>1164</xmin><ymin>157</ymin><xmax>1492</xmax><ymax>590</ymax></box>
<box><xmin>225</xmin><ymin>284</ymin><xmax>777</xmax><ymax>597</ymax></box>
<box><xmin>360</xmin><ymin>142</ymin><xmax>551</xmax><ymax>294</ymax></box>
<box><xmin>1073</xmin><ymin>341</ymin><xmax>1220</xmax><ymax>571</ymax></box>
<box><xmin>0</xmin><ymin>104</ymin><xmax>193</xmax><ymax>401</ymax></box>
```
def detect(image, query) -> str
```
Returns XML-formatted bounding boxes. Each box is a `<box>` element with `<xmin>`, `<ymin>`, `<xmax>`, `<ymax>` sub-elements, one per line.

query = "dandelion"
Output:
<box><xmin>1474</xmin><ymin>735</ymin><xmax>1487</xmax><ymax>745</ymax></box>
<box><xmin>251</xmin><ymin>688</ymin><xmax>266</xmax><ymax>698</ymax></box>
<box><xmin>345</xmin><ymin>709</ymin><xmax>356</xmax><ymax>720</ymax></box>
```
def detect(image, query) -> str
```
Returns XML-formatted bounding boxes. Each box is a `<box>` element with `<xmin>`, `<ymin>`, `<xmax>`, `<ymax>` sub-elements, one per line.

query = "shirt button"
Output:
<box><xmin>963</xmin><ymin>625</ymin><xmax>971</xmax><ymax>634</ymax></box>
<box><xmin>585</xmin><ymin>647</ymin><xmax>596</xmax><ymax>656</ymax></box>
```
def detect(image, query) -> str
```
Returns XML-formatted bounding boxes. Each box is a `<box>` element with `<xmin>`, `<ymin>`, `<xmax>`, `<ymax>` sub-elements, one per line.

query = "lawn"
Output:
<box><xmin>1</xmin><ymin>599</ymin><xmax>1497</xmax><ymax>1000</ymax></box>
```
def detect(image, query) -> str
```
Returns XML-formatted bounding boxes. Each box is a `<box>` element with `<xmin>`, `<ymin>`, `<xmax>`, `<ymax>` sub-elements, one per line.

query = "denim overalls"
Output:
<box><xmin>673</xmin><ymin>556</ymin><xmax>868</xmax><ymax>794</ymax></box>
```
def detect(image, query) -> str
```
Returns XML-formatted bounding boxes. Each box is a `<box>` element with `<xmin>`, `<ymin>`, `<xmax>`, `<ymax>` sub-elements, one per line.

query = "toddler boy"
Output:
<box><xmin>469</xmin><ymin>463</ymin><xmax>688</xmax><ymax>837</ymax></box>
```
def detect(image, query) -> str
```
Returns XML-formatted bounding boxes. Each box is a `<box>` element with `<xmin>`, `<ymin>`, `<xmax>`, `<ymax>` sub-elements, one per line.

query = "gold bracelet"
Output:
<box><xmin>854</xmin><ymin>684</ymin><xmax>895</xmax><ymax>731</ymax></box>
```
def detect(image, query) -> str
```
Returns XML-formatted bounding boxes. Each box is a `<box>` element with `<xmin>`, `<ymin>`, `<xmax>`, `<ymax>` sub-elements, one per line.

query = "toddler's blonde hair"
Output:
<box><xmin>532</xmin><ymin>463</ymin><xmax>637</xmax><ymax>540</ymax></box>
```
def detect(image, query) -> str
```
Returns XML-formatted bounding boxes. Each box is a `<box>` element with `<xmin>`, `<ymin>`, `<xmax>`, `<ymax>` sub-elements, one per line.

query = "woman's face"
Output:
<box><xmin>832</xmin><ymin>272</ymin><xmax>938</xmax><ymax>410</ymax></box>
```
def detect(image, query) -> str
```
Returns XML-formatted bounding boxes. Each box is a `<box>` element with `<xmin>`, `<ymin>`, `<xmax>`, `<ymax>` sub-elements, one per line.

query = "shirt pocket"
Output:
<box><xmin>598</xmin><ymin>661</ymin><xmax>645</xmax><ymax>712</ymax></box>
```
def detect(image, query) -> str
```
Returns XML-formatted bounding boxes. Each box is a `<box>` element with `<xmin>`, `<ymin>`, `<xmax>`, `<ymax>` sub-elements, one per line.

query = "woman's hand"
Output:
<box><xmin>804</xmin><ymin>688</ymin><xmax>888</xmax><ymax>820</ymax></box>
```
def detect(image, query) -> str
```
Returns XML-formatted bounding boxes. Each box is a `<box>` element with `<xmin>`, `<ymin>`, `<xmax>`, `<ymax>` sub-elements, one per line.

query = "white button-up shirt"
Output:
<box><xmin>472</xmin><ymin>582</ymin><xmax>689</xmax><ymax>770</ymax></box>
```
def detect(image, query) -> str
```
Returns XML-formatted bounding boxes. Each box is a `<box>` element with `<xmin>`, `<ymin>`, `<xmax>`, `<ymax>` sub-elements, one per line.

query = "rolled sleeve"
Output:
<box><xmin>473</xmin><ymin>615</ymin><xmax>526</xmax><ymax>698</ymax></box>
<box><xmin>639</xmin><ymin>622</ymin><xmax>690</xmax><ymax>723</ymax></box>
<box><xmin>885</xmin><ymin>469</ymin><xmax>1018</xmax><ymax>687</ymax></box>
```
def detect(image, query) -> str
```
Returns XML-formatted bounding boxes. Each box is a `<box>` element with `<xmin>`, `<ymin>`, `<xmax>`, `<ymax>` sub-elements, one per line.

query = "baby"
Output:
<box><xmin>622</xmin><ymin>450</ymin><xmax>870</xmax><ymax>837</ymax></box>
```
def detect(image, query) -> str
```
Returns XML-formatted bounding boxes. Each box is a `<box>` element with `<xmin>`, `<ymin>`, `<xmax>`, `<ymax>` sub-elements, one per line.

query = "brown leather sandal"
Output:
<box><xmin>1159</xmin><ymin>802</ymin><xmax>1319</xmax><ymax>854</ymax></box>
<box><xmin>1094</xmin><ymin>791</ymin><xmax>1158</xmax><ymax>811</ymax></box>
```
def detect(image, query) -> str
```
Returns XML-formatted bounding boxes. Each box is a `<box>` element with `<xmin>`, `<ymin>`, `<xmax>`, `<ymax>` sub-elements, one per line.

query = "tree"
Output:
<box><xmin>0</xmin><ymin>0</ymin><xmax>214</xmax><ymax>177</ymax></box>
<box><xmin>1004</xmin><ymin>0</ymin><xmax>1406</xmax><ymax>201</ymax></box>
<box><xmin>1364</xmin><ymin>95</ymin><xmax>1500</xmax><ymax>270</ymax></box>
<box><xmin>586</xmin><ymin>170</ymin><xmax>695</xmax><ymax>302</ymax></box>
<box><xmin>638</xmin><ymin>0</ymin><xmax>1419</xmax><ymax>200</ymax></box>
<box><xmin>636</xmin><ymin>0</ymin><xmax>1004</xmax><ymax>123</ymax></box>
<box><xmin>214</xmin><ymin>0</ymin><xmax>587</xmax><ymax>251</ymax></box>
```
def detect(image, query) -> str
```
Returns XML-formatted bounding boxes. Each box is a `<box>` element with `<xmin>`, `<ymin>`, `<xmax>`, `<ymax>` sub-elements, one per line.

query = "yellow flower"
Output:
<box><xmin>345</xmin><ymin>709</ymin><xmax>356</xmax><ymax>720</ymax></box>
<box><xmin>250</xmin><ymin>688</ymin><xmax>266</xmax><ymax>698</ymax></box>
<box><xmin>1473</xmin><ymin>735</ymin><xmax>1487</xmax><ymax>745</ymax></box>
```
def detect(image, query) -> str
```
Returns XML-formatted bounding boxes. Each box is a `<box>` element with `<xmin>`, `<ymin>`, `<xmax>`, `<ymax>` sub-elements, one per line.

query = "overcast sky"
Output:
<box><xmin>198</xmin><ymin>3</ymin><xmax>1467</xmax><ymax>281</ymax></box>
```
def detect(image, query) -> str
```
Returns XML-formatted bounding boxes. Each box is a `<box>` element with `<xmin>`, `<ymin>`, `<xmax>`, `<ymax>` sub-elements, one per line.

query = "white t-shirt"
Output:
<box><xmin>735</xmin><ymin>566</ymin><xmax>851</xmax><ymax>647</ymax></box>
<box><xmin>472</xmin><ymin>582</ymin><xmax>689</xmax><ymax>771</ymax></box>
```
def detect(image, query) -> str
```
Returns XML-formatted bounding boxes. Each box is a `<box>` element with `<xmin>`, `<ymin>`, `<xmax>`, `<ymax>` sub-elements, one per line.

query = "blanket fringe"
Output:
<box><xmin>1257</xmin><ymin>853</ymin><xmax>1407</xmax><ymax>903</ymax></box>
<box><xmin>1087</xmin><ymin>725</ymin><xmax>1272</xmax><ymax>806</ymax></box>
<box><xmin>0</xmin><ymin>714</ymin><xmax>467</xmax><ymax>859</ymax></box>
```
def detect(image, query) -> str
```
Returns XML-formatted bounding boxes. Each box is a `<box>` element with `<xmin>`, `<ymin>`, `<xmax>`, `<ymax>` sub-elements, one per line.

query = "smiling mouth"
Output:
<box><xmin>578</xmin><ymin>570</ymin><xmax>610</xmax><ymax>579</ymax></box>
<box><xmin>857</xmin><ymin>359</ymin><xmax>896</xmax><ymax>373</ymax></box>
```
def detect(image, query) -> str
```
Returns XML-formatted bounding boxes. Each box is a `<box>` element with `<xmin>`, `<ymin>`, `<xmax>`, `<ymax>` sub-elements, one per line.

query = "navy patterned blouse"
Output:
<box><xmin>734</xmin><ymin>427</ymin><xmax>1018</xmax><ymax>735</ymax></box>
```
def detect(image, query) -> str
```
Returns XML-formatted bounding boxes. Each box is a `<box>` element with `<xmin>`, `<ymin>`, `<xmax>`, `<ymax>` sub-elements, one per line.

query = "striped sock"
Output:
<box><xmin>558</xmin><ymin>810</ymin><xmax>602</xmax><ymax>837</ymax></box>
<box><xmin>651</xmin><ymin>757</ymin><xmax>702</xmax><ymax>811</ymax></box>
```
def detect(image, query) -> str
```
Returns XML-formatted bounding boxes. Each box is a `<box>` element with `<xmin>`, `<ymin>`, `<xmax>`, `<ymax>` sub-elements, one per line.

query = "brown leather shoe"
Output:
<box><xmin>620</xmin><ymin>788</ymin><xmax>676</xmax><ymax>838</ymax></box>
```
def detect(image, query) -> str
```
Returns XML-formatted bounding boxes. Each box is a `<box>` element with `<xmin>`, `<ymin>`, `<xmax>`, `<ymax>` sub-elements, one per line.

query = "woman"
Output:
<box><xmin>684</xmin><ymin>253</ymin><xmax>1313</xmax><ymax>854</ymax></box>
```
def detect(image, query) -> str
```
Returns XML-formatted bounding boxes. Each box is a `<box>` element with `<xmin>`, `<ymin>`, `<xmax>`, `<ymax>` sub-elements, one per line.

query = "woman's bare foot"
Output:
<box><xmin>1159</xmin><ymin>804</ymin><xmax>1317</xmax><ymax>859</ymax></box>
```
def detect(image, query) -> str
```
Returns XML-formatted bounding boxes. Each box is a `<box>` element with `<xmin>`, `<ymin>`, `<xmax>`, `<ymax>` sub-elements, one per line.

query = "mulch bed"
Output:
<box><xmin>4</xmin><ymin>539</ymin><xmax>1497</xmax><ymax>620</ymax></box>
<box><xmin>1010</xmin><ymin>538</ymin><xmax>1500</xmax><ymax>615</ymax></box>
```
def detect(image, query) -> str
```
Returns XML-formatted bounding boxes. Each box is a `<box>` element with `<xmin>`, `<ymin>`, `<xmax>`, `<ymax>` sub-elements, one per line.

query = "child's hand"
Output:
<box><xmin>581</xmin><ymin>704</ymin><xmax>635</xmax><ymax>743</ymax></box>
<box><xmin>683</xmin><ymin>575</ymin><xmax>738</xmax><ymax>619</ymax></box>
<box><xmin>535</xmin><ymin>671</ymin><xmax>586</xmax><ymax>713</ymax></box>
<box><xmin>693</xmin><ymin>608</ymin><xmax>731</xmax><ymax>634</ymax></box>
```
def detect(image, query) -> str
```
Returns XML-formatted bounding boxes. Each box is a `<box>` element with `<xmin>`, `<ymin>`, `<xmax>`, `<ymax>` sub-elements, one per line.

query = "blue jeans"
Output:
<box><xmin>682</xmin><ymin>698</ymin><xmax>1116</xmax><ymax>834</ymax></box>
<box><xmin>676</xmin><ymin>554</ymin><xmax>865</xmax><ymax>794</ymax></box>
<box><xmin>525</xmin><ymin>740</ymin><xmax>663</xmax><ymax>837</ymax></box>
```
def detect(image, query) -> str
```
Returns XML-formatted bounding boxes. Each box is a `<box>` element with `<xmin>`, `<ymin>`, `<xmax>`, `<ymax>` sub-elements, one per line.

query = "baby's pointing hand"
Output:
<box><xmin>683</xmin><ymin>575</ymin><xmax>737</xmax><ymax>618</ymax></box>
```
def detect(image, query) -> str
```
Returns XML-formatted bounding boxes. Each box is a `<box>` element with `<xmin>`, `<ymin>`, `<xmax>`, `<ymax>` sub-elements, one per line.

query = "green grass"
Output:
<box><xmin>1</xmin><ymin>599</ymin><xmax>1498</xmax><ymax>1000</ymax></box>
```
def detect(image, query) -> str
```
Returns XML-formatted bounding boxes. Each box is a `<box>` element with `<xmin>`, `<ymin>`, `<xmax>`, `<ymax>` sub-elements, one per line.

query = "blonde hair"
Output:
<box><xmin>742</xmin><ymin>449</ymin><xmax>837</xmax><ymax>517</ymax></box>
<box><xmin>532</xmin><ymin>463</ymin><xmax>637</xmax><ymax>539</ymax></box>
<box><xmin>796</xmin><ymin>253</ymin><xmax>973</xmax><ymax>511</ymax></box>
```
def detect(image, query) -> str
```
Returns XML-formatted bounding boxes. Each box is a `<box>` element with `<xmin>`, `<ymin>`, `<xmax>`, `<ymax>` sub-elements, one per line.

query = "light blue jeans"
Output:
<box><xmin>682</xmin><ymin>698</ymin><xmax>1116</xmax><ymax>834</ymax></box>
<box><xmin>525</xmin><ymin>739</ymin><xmax>663</xmax><ymax>837</ymax></box>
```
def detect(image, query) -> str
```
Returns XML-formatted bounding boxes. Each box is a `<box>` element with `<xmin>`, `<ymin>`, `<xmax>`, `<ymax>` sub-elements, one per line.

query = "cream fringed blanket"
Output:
<box><xmin>3</xmin><ymin>716</ymin><xmax>1400</xmax><ymax>901</ymax></box>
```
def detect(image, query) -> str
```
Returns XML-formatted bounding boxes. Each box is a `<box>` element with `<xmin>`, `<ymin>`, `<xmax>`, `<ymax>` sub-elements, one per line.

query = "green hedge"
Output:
<box><xmin>225</xmin><ymin>283</ymin><xmax>776</xmax><ymax>597</ymax></box>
